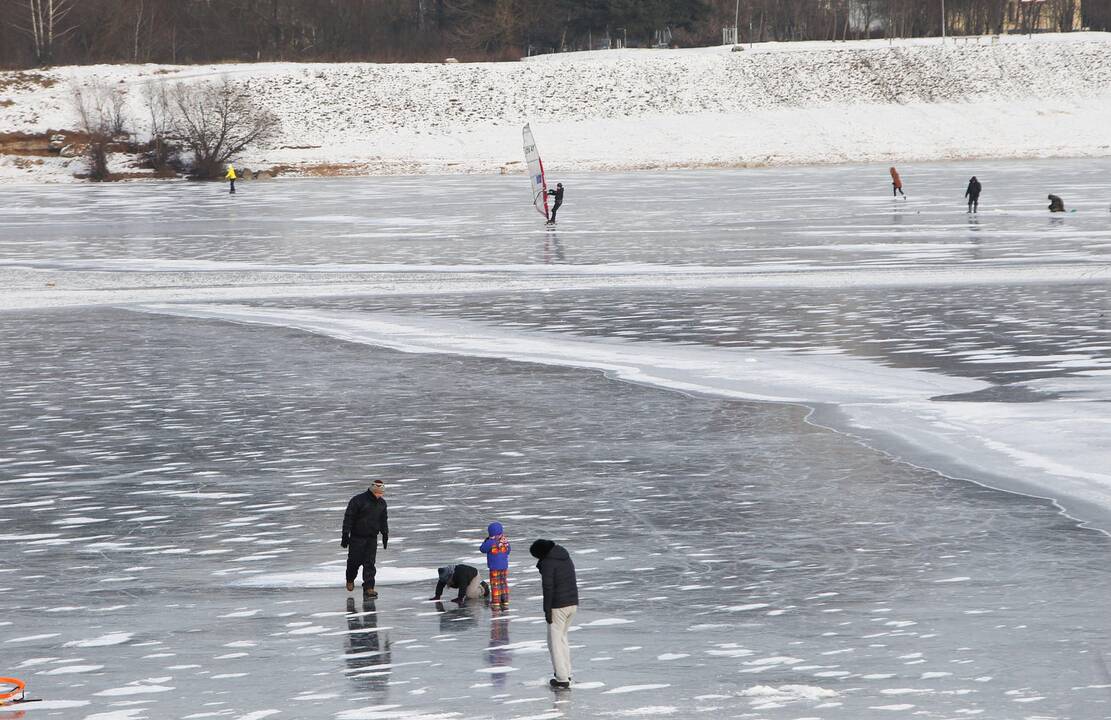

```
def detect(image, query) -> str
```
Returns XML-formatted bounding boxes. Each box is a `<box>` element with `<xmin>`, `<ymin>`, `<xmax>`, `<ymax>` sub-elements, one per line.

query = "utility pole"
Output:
<box><xmin>941</xmin><ymin>0</ymin><xmax>946</xmax><ymax>43</ymax></box>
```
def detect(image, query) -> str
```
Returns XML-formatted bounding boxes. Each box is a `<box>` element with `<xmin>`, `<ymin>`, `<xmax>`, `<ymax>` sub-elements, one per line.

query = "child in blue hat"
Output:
<box><xmin>480</xmin><ymin>522</ymin><xmax>511</xmax><ymax>609</ymax></box>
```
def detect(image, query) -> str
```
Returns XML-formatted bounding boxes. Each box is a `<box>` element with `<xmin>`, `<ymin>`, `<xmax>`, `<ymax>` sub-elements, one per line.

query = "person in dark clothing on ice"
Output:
<box><xmin>889</xmin><ymin>167</ymin><xmax>906</xmax><ymax>198</ymax></box>
<box><xmin>342</xmin><ymin>479</ymin><xmax>389</xmax><ymax>598</ymax></box>
<box><xmin>1048</xmin><ymin>194</ymin><xmax>1066</xmax><ymax>212</ymax></box>
<box><xmin>428</xmin><ymin>564</ymin><xmax>489</xmax><ymax>605</ymax></box>
<box><xmin>965</xmin><ymin>177</ymin><xmax>982</xmax><ymax>213</ymax></box>
<box><xmin>546</xmin><ymin>183</ymin><xmax>564</xmax><ymax>225</ymax></box>
<box><xmin>530</xmin><ymin>539</ymin><xmax>579</xmax><ymax>690</ymax></box>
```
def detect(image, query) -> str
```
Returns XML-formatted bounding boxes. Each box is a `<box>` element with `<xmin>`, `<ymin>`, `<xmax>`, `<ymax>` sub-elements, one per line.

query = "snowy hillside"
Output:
<box><xmin>2</xmin><ymin>32</ymin><xmax>1111</xmax><ymax>182</ymax></box>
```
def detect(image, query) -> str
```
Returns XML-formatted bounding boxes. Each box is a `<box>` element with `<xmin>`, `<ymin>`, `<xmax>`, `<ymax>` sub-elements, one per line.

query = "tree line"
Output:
<box><xmin>1</xmin><ymin>0</ymin><xmax>1108</xmax><ymax>68</ymax></box>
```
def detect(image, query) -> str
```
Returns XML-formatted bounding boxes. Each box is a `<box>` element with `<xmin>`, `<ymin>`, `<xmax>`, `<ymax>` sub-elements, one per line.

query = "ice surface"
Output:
<box><xmin>2</xmin><ymin>162</ymin><xmax>1111</xmax><ymax>719</ymax></box>
<box><xmin>133</xmin><ymin>303</ymin><xmax>1111</xmax><ymax>530</ymax></box>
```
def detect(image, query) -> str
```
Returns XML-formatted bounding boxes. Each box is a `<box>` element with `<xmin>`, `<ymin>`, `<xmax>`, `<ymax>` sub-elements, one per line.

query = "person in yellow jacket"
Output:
<box><xmin>225</xmin><ymin>164</ymin><xmax>237</xmax><ymax>194</ymax></box>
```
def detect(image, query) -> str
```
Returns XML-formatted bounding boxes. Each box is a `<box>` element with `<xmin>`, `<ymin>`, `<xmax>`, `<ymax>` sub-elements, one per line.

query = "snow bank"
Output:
<box><xmin>2</xmin><ymin>33</ymin><xmax>1111</xmax><ymax>182</ymax></box>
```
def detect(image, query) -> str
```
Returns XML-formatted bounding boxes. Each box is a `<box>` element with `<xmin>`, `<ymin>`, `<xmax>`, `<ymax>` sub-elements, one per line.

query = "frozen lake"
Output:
<box><xmin>2</xmin><ymin>160</ymin><xmax>1110</xmax><ymax>719</ymax></box>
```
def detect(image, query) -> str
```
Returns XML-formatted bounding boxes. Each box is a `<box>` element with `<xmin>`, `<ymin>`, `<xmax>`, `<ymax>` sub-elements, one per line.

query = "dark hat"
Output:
<box><xmin>437</xmin><ymin>565</ymin><xmax>454</xmax><ymax>584</ymax></box>
<box><xmin>529</xmin><ymin>539</ymin><xmax>555</xmax><ymax>559</ymax></box>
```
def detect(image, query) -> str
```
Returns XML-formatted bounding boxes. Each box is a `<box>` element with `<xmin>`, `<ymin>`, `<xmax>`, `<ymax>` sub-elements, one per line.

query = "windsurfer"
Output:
<box><xmin>546</xmin><ymin>183</ymin><xmax>564</xmax><ymax>225</ymax></box>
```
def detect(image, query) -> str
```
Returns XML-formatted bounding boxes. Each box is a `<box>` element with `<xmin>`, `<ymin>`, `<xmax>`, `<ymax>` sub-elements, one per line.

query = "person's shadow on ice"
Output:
<box><xmin>435</xmin><ymin>601</ymin><xmax>479</xmax><ymax>633</ymax></box>
<box><xmin>344</xmin><ymin>596</ymin><xmax>391</xmax><ymax>695</ymax></box>
<box><xmin>486</xmin><ymin>608</ymin><xmax>513</xmax><ymax>688</ymax></box>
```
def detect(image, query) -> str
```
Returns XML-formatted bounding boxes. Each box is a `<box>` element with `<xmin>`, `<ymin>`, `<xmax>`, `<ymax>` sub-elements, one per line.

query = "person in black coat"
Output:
<box><xmin>1048</xmin><ymin>194</ymin><xmax>1065</xmax><ymax>212</ymax></box>
<box><xmin>530</xmin><ymin>539</ymin><xmax>579</xmax><ymax>689</ymax></box>
<box><xmin>546</xmin><ymin>183</ymin><xmax>564</xmax><ymax>225</ymax></box>
<box><xmin>342</xmin><ymin>479</ymin><xmax>389</xmax><ymax>597</ymax></box>
<box><xmin>965</xmin><ymin>176</ymin><xmax>982</xmax><ymax>213</ymax></box>
<box><xmin>428</xmin><ymin>564</ymin><xmax>487</xmax><ymax>605</ymax></box>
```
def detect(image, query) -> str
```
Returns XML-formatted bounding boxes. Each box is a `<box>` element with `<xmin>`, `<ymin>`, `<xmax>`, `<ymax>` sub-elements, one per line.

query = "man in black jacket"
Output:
<box><xmin>530</xmin><ymin>539</ymin><xmax>579</xmax><ymax>689</ymax></box>
<box><xmin>546</xmin><ymin>183</ymin><xmax>564</xmax><ymax>225</ymax></box>
<box><xmin>965</xmin><ymin>176</ymin><xmax>982</xmax><ymax>213</ymax></box>
<box><xmin>342</xmin><ymin>479</ymin><xmax>389</xmax><ymax>598</ymax></box>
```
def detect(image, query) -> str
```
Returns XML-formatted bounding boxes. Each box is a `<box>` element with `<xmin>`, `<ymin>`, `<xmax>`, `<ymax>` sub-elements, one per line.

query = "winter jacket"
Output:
<box><xmin>225</xmin><ymin>166</ymin><xmax>237</xmax><ymax>181</ymax></box>
<box><xmin>965</xmin><ymin>179</ymin><xmax>982</xmax><ymax>199</ymax></box>
<box><xmin>434</xmin><ymin>564</ymin><xmax>478</xmax><ymax>602</ymax></box>
<box><xmin>547</xmin><ymin>186</ymin><xmax>564</xmax><ymax>205</ymax></box>
<box><xmin>342</xmin><ymin>490</ymin><xmax>389</xmax><ymax>545</ymax></box>
<box><xmin>533</xmin><ymin>541</ymin><xmax>578</xmax><ymax>619</ymax></box>
<box><xmin>1048</xmin><ymin>194</ymin><xmax>1065</xmax><ymax>212</ymax></box>
<box><xmin>480</xmin><ymin>522</ymin><xmax>511</xmax><ymax>571</ymax></box>
<box><xmin>889</xmin><ymin>167</ymin><xmax>903</xmax><ymax>189</ymax></box>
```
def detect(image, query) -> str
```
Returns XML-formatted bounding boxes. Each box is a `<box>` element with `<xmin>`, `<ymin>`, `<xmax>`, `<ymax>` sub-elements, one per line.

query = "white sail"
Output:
<box><xmin>522</xmin><ymin>124</ymin><xmax>549</xmax><ymax>219</ymax></box>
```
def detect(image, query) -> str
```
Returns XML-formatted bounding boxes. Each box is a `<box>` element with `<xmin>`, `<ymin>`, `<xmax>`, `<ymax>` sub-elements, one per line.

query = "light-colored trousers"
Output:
<box><xmin>547</xmin><ymin>605</ymin><xmax>577</xmax><ymax>682</ymax></box>
<box><xmin>462</xmin><ymin>575</ymin><xmax>484</xmax><ymax>599</ymax></box>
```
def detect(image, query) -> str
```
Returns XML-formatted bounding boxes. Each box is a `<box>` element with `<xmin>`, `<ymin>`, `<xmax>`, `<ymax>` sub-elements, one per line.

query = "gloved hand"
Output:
<box><xmin>381</xmin><ymin>540</ymin><xmax>387</xmax><ymax>550</ymax></box>
<box><xmin>545</xmin><ymin>611</ymin><xmax>553</xmax><ymax>624</ymax></box>
<box><xmin>340</xmin><ymin>534</ymin><xmax>350</xmax><ymax>549</ymax></box>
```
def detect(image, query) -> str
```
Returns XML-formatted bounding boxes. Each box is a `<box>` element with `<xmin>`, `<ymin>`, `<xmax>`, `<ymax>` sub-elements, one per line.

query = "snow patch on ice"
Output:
<box><xmin>603</xmin><ymin>684</ymin><xmax>671</xmax><ymax>695</ymax></box>
<box><xmin>579</xmin><ymin>618</ymin><xmax>634</xmax><ymax>627</ymax></box>
<box><xmin>740</xmin><ymin>684</ymin><xmax>839</xmax><ymax>702</ymax></box>
<box><xmin>335</xmin><ymin>706</ymin><xmax>463</xmax><ymax>719</ymax></box>
<box><xmin>93</xmin><ymin>682</ymin><xmax>175</xmax><ymax>696</ymax></box>
<box><xmin>598</xmin><ymin>708</ymin><xmax>678</xmax><ymax>717</ymax></box>
<box><xmin>231</xmin><ymin>565</ymin><xmax>436</xmax><ymax>588</ymax></box>
<box><xmin>64</xmin><ymin>632</ymin><xmax>132</xmax><ymax>648</ymax></box>
<box><xmin>37</xmin><ymin>664</ymin><xmax>104</xmax><ymax>674</ymax></box>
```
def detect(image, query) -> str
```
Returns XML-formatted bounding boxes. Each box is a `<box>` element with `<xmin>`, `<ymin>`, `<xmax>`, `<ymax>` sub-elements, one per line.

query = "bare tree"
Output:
<box><xmin>1049</xmin><ymin>0</ymin><xmax>1078</xmax><ymax>32</ymax></box>
<box><xmin>2</xmin><ymin>0</ymin><xmax>1106</xmax><ymax>68</ymax></box>
<box><xmin>12</xmin><ymin>0</ymin><xmax>77</xmax><ymax>66</ymax></box>
<box><xmin>71</xmin><ymin>80</ymin><xmax>130</xmax><ymax>180</ymax></box>
<box><xmin>141</xmin><ymin>79</ymin><xmax>178</xmax><ymax>171</ymax></box>
<box><xmin>168</xmin><ymin>78</ymin><xmax>281</xmax><ymax>179</ymax></box>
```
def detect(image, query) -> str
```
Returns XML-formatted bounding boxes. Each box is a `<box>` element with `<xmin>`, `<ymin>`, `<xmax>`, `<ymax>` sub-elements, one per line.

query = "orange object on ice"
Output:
<box><xmin>889</xmin><ymin>167</ymin><xmax>903</xmax><ymax>189</ymax></box>
<box><xmin>0</xmin><ymin>677</ymin><xmax>27</xmax><ymax>704</ymax></box>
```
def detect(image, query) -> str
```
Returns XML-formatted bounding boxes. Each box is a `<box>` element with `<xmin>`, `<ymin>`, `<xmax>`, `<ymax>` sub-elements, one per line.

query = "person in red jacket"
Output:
<box><xmin>890</xmin><ymin>167</ymin><xmax>906</xmax><ymax>198</ymax></box>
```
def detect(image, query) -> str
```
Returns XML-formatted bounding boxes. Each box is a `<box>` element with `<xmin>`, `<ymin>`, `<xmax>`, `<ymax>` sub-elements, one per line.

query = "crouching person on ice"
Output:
<box><xmin>429</xmin><ymin>564</ymin><xmax>489</xmax><ymax>605</ymax></box>
<box><xmin>530</xmin><ymin>539</ymin><xmax>579</xmax><ymax>690</ymax></box>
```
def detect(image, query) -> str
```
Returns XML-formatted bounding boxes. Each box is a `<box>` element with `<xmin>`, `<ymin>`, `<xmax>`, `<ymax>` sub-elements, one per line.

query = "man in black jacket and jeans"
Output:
<box><xmin>530</xmin><ymin>539</ymin><xmax>579</xmax><ymax>689</ymax></box>
<box><xmin>342</xmin><ymin>479</ymin><xmax>389</xmax><ymax>598</ymax></box>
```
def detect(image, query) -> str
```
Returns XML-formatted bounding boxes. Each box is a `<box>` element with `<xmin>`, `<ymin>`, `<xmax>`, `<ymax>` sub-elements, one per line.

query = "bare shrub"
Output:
<box><xmin>140</xmin><ymin>79</ymin><xmax>178</xmax><ymax>172</ymax></box>
<box><xmin>167</xmin><ymin>78</ymin><xmax>280</xmax><ymax>179</ymax></box>
<box><xmin>71</xmin><ymin>80</ymin><xmax>130</xmax><ymax>181</ymax></box>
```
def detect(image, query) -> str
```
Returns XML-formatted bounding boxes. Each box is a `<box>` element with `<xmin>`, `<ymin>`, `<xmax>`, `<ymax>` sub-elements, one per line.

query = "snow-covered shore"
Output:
<box><xmin>2</xmin><ymin>33</ymin><xmax>1111</xmax><ymax>183</ymax></box>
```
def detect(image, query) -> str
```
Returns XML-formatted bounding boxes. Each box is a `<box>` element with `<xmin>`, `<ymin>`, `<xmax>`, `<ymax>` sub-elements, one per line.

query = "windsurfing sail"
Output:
<box><xmin>522</xmin><ymin>123</ymin><xmax>549</xmax><ymax>220</ymax></box>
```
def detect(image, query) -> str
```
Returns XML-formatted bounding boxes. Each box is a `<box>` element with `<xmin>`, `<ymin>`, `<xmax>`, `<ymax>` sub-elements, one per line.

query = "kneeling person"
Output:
<box><xmin>430</xmin><ymin>564</ymin><xmax>488</xmax><ymax>605</ymax></box>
